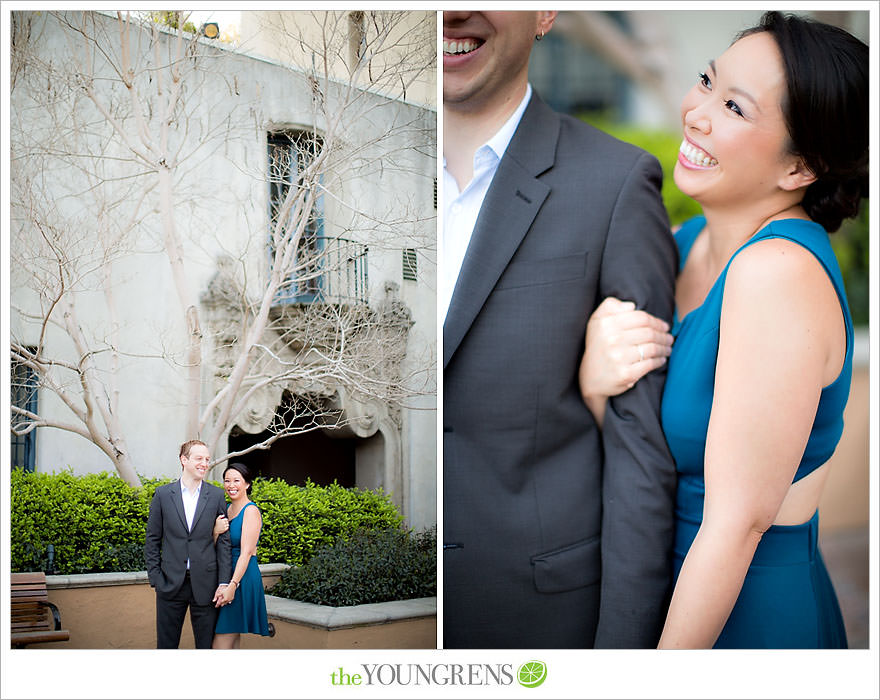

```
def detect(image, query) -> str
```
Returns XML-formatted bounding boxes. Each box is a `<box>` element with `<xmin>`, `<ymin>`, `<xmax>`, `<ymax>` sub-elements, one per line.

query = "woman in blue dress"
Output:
<box><xmin>211</xmin><ymin>462</ymin><xmax>270</xmax><ymax>648</ymax></box>
<box><xmin>578</xmin><ymin>12</ymin><xmax>866</xmax><ymax>648</ymax></box>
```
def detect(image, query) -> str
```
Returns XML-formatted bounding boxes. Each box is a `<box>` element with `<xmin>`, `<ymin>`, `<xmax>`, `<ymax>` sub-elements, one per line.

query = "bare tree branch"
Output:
<box><xmin>10</xmin><ymin>10</ymin><xmax>435</xmax><ymax>489</ymax></box>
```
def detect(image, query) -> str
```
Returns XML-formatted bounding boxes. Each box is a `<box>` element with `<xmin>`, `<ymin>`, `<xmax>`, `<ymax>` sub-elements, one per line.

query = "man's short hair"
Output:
<box><xmin>179</xmin><ymin>439</ymin><xmax>208</xmax><ymax>461</ymax></box>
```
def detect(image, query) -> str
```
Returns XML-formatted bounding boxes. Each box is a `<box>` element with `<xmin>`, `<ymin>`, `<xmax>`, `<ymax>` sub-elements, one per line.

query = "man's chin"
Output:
<box><xmin>443</xmin><ymin>82</ymin><xmax>487</xmax><ymax>112</ymax></box>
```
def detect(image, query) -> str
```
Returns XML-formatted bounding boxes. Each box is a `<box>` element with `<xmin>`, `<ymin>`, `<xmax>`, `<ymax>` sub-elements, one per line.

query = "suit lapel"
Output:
<box><xmin>191</xmin><ymin>484</ymin><xmax>210</xmax><ymax>532</ymax></box>
<box><xmin>443</xmin><ymin>95</ymin><xmax>559</xmax><ymax>368</ymax></box>
<box><xmin>168</xmin><ymin>480</ymin><xmax>188</xmax><ymax>532</ymax></box>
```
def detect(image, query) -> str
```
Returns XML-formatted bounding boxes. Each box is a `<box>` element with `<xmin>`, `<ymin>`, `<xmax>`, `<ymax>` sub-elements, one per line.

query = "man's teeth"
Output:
<box><xmin>443</xmin><ymin>38</ymin><xmax>479</xmax><ymax>55</ymax></box>
<box><xmin>680</xmin><ymin>139</ymin><xmax>718</xmax><ymax>167</ymax></box>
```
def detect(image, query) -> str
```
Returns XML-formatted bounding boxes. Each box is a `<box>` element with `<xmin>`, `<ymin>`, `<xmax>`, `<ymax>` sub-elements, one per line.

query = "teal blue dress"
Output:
<box><xmin>214</xmin><ymin>502</ymin><xmax>270</xmax><ymax>636</ymax></box>
<box><xmin>662</xmin><ymin>216</ymin><xmax>851</xmax><ymax>648</ymax></box>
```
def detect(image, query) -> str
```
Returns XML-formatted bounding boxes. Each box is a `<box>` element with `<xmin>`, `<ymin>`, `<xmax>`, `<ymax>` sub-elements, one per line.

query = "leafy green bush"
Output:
<box><xmin>583</xmin><ymin>116</ymin><xmax>870</xmax><ymax>326</ymax></box>
<box><xmin>251</xmin><ymin>478</ymin><xmax>404</xmax><ymax>567</ymax></box>
<box><xmin>270</xmin><ymin>527</ymin><xmax>437</xmax><ymax>606</ymax></box>
<box><xmin>10</xmin><ymin>468</ymin><xmax>405</xmax><ymax>574</ymax></box>
<box><xmin>11</xmin><ymin>470</ymin><xmax>160</xmax><ymax>574</ymax></box>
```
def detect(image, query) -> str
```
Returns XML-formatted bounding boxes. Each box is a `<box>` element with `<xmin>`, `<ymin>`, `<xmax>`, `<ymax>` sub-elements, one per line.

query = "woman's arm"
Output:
<box><xmin>218</xmin><ymin>505</ymin><xmax>262</xmax><ymax>604</ymax></box>
<box><xmin>213</xmin><ymin>514</ymin><xmax>228</xmax><ymax>544</ymax></box>
<box><xmin>658</xmin><ymin>239</ymin><xmax>837</xmax><ymax>648</ymax></box>
<box><xmin>578</xmin><ymin>297</ymin><xmax>673</xmax><ymax>427</ymax></box>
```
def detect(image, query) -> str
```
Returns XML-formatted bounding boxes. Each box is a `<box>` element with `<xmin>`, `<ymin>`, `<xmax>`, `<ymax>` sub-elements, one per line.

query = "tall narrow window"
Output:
<box><xmin>11</xmin><ymin>353</ymin><xmax>38</xmax><ymax>472</ymax></box>
<box><xmin>268</xmin><ymin>130</ymin><xmax>325</xmax><ymax>303</ymax></box>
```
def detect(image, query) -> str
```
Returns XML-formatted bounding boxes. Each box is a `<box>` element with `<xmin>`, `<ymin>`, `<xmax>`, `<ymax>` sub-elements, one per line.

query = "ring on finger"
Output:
<box><xmin>637</xmin><ymin>344</ymin><xmax>645</xmax><ymax>362</ymax></box>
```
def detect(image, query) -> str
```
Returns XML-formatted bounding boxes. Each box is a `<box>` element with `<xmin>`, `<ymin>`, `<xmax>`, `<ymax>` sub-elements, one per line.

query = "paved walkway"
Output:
<box><xmin>820</xmin><ymin>525</ymin><xmax>869</xmax><ymax>649</ymax></box>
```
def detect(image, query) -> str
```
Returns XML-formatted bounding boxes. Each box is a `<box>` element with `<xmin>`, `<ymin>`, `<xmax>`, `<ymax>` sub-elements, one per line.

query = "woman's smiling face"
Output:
<box><xmin>673</xmin><ymin>31</ymin><xmax>801</xmax><ymax>211</ymax></box>
<box><xmin>223</xmin><ymin>468</ymin><xmax>248</xmax><ymax>500</ymax></box>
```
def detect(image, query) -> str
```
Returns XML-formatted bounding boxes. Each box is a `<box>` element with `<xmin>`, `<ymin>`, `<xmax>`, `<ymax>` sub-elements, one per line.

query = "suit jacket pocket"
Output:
<box><xmin>531</xmin><ymin>535</ymin><xmax>600</xmax><ymax>593</ymax></box>
<box><xmin>494</xmin><ymin>252</ymin><xmax>588</xmax><ymax>291</ymax></box>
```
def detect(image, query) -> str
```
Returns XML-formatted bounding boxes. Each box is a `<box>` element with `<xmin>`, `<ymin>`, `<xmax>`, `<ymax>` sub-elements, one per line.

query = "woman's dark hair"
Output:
<box><xmin>223</xmin><ymin>462</ymin><xmax>253</xmax><ymax>495</ymax></box>
<box><xmin>737</xmin><ymin>11</ymin><xmax>868</xmax><ymax>232</ymax></box>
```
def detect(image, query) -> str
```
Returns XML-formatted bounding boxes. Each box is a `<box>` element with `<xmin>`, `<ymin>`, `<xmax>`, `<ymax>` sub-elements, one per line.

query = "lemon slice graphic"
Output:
<box><xmin>517</xmin><ymin>660</ymin><xmax>547</xmax><ymax>688</ymax></box>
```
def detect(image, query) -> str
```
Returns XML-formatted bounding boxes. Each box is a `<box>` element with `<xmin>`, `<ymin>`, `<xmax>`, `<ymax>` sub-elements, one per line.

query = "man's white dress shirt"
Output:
<box><xmin>180</xmin><ymin>478</ymin><xmax>201</xmax><ymax>569</ymax></box>
<box><xmin>441</xmin><ymin>84</ymin><xmax>533</xmax><ymax>322</ymax></box>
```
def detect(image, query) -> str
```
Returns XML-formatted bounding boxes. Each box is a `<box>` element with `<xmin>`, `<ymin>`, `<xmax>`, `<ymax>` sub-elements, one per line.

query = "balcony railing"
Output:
<box><xmin>274</xmin><ymin>236</ymin><xmax>369</xmax><ymax>306</ymax></box>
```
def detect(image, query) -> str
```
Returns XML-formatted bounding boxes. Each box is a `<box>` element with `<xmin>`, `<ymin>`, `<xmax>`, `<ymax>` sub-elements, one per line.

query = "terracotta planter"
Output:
<box><xmin>31</xmin><ymin>566</ymin><xmax>435</xmax><ymax>649</ymax></box>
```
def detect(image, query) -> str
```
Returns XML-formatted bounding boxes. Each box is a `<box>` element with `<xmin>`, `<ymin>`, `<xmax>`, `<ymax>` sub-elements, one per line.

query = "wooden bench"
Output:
<box><xmin>11</xmin><ymin>572</ymin><xmax>70</xmax><ymax>648</ymax></box>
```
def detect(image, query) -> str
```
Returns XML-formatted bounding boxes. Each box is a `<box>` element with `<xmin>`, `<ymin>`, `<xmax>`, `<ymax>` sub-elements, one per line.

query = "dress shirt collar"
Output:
<box><xmin>179</xmin><ymin>477</ymin><xmax>202</xmax><ymax>497</ymax></box>
<box><xmin>484</xmin><ymin>82</ymin><xmax>532</xmax><ymax>162</ymax></box>
<box><xmin>442</xmin><ymin>83</ymin><xmax>533</xmax><ymax>171</ymax></box>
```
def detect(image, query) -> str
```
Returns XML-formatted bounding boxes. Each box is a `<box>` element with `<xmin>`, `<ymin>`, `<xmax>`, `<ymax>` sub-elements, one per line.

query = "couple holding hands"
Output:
<box><xmin>144</xmin><ymin>440</ymin><xmax>270</xmax><ymax>649</ymax></box>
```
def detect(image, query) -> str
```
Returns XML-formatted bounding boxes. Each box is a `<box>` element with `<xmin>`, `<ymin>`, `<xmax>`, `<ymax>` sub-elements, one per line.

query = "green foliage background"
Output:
<box><xmin>584</xmin><ymin>117</ymin><xmax>870</xmax><ymax>326</ymax></box>
<box><xmin>10</xmin><ymin>468</ymin><xmax>404</xmax><ymax>574</ymax></box>
<box><xmin>270</xmin><ymin>527</ymin><xmax>437</xmax><ymax>606</ymax></box>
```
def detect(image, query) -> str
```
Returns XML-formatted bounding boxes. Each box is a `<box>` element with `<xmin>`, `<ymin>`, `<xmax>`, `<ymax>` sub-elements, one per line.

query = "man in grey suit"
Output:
<box><xmin>144</xmin><ymin>439</ymin><xmax>232</xmax><ymax>648</ymax></box>
<box><xmin>442</xmin><ymin>11</ymin><xmax>678</xmax><ymax>648</ymax></box>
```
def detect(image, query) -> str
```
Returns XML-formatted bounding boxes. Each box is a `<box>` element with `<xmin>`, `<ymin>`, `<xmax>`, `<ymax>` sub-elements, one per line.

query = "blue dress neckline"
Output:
<box><xmin>673</xmin><ymin>216</ymin><xmax>850</xmax><ymax>392</ymax></box>
<box><xmin>674</xmin><ymin>216</ymin><xmax>823</xmax><ymax>330</ymax></box>
<box><xmin>228</xmin><ymin>501</ymin><xmax>255</xmax><ymax>521</ymax></box>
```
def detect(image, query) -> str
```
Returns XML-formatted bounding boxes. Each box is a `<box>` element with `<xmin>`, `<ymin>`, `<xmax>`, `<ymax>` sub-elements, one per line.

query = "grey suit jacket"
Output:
<box><xmin>443</xmin><ymin>93</ymin><xmax>678</xmax><ymax>648</ymax></box>
<box><xmin>144</xmin><ymin>479</ymin><xmax>232</xmax><ymax>606</ymax></box>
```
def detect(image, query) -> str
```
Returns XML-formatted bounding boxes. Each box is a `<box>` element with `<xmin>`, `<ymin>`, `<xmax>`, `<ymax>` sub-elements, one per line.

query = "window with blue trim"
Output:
<box><xmin>268</xmin><ymin>130</ymin><xmax>325</xmax><ymax>303</ymax></box>
<box><xmin>11</xmin><ymin>353</ymin><xmax>38</xmax><ymax>472</ymax></box>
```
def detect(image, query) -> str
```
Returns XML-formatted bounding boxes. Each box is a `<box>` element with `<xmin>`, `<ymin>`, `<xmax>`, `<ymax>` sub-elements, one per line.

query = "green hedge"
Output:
<box><xmin>10</xmin><ymin>468</ymin><xmax>404</xmax><ymax>574</ymax></box>
<box><xmin>11</xmin><ymin>470</ymin><xmax>161</xmax><ymax>574</ymax></box>
<box><xmin>584</xmin><ymin>116</ymin><xmax>870</xmax><ymax>326</ymax></box>
<box><xmin>250</xmin><ymin>478</ymin><xmax>404</xmax><ymax>567</ymax></box>
<box><xmin>270</xmin><ymin>527</ymin><xmax>437</xmax><ymax>606</ymax></box>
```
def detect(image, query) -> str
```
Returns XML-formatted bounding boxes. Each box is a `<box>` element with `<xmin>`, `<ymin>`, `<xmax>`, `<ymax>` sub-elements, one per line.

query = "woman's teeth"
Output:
<box><xmin>680</xmin><ymin>139</ymin><xmax>718</xmax><ymax>167</ymax></box>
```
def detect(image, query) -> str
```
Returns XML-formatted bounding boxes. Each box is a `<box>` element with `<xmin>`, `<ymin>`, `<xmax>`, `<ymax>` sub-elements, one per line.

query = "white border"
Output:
<box><xmin>2</xmin><ymin>3</ymin><xmax>877</xmax><ymax>699</ymax></box>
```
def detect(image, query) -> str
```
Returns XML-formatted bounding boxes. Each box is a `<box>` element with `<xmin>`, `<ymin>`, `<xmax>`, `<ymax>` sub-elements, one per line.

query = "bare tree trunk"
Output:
<box><xmin>157</xmin><ymin>167</ymin><xmax>202</xmax><ymax>438</ymax></box>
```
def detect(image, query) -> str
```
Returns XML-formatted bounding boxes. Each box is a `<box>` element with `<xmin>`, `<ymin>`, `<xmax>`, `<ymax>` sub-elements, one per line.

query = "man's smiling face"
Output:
<box><xmin>443</xmin><ymin>11</ymin><xmax>554</xmax><ymax>114</ymax></box>
<box><xmin>181</xmin><ymin>443</ymin><xmax>210</xmax><ymax>483</ymax></box>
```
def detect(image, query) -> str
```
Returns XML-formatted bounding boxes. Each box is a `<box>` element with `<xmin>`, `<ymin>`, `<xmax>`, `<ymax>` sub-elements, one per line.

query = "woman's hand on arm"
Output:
<box><xmin>658</xmin><ymin>241</ymin><xmax>830</xmax><ymax>648</ymax></box>
<box><xmin>213</xmin><ymin>514</ymin><xmax>228</xmax><ymax>544</ymax></box>
<box><xmin>578</xmin><ymin>296</ymin><xmax>673</xmax><ymax>427</ymax></box>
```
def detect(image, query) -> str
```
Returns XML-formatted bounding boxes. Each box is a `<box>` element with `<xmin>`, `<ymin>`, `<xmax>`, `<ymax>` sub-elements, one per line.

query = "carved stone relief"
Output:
<box><xmin>199</xmin><ymin>255</ymin><xmax>413</xmax><ymax>502</ymax></box>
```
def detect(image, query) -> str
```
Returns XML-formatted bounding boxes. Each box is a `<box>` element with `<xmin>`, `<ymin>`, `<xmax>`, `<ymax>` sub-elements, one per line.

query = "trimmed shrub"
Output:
<box><xmin>11</xmin><ymin>468</ymin><xmax>405</xmax><ymax>574</ymax></box>
<box><xmin>270</xmin><ymin>527</ymin><xmax>437</xmax><ymax>606</ymax></box>
<box><xmin>251</xmin><ymin>478</ymin><xmax>404</xmax><ymax>567</ymax></box>
<box><xmin>10</xmin><ymin>469</ymin><xmax>161</xmax><ymax>574</ymax></box>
